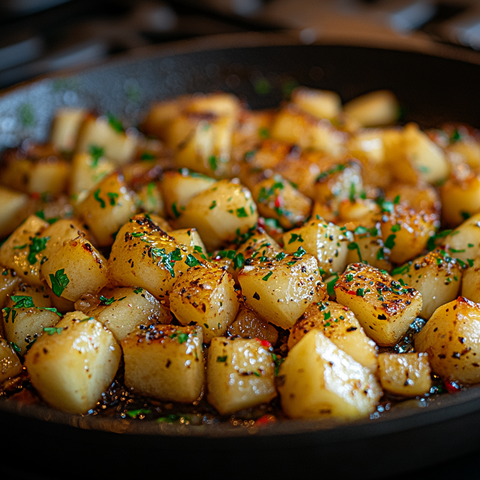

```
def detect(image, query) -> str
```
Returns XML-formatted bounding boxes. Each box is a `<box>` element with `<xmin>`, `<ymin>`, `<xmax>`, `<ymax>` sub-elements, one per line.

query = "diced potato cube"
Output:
<box><xmin>415</xmin><ymin>297</ymin><xmax>480</xmax><ymax>384</ymax></box>
<box><xmin>227</xmin><ymin>304</ymin><xmax>279</xmax><ymax>345</ymax></box>
<box><xmin>238</xmin><ymin>251</ymin><xmax>323</xmax><ymax>329</ymax></box>
<box><xmin>49</xmin><ymin>107</ymin><xmax>87</xmax><ymax>151</ymax></box>
<box><xmin>122</xmin><ymin>324</ymin><xmax>204</xmax><ymax>403</ymax></box>
<box><xmin>288</xmin><ymin>301</ymin><xmax>378</xmax><ymax>373</ymax></box>
<box><xmin>75</xmin><ymin>114</ymin><xmax>137</xmax><ymax>165</ymax></box>
<box><xmin>392</xmin><ymin>249</ymin><xmax>462</xmax><ymax>319</ymax></box>
<box><xmin>176</xmin><ymin>179</ymin><xmax>258</xmax><ymax>251</ymax></box>
<box><xmin>41</xmin><ymin>236</ymin><xmax>109</xmax><ymax>302</ymax></box>
<box><xmin>291</xmin><ymin>87</ymin><xmax>341</xmax><ymax>121</ymax></box>
<box><xmin>282</xmin><ymin>219</ymin><xmax>349</xmax><ymax>275</ymax></box>
<box><xmin>0</xmin><ymin>339</ymin><xmax>23</xmax><ymax>383</ymax></box>
<box><xmin>378</xmin><ymin>352</ymin><xmax>431</xmax><ymax>396</ymax></box>
<box><xmin>334</xmin><ymin>263</ymin><xmax>422</xmax><ymax>346</ymax></box>
<box><xmin>277</xmin><ymin>330</ymin><xmax>382</xmax><ymax>419</ymax></box>
<box><xmin>0</xmin><ymin>267</ymin><xmax>21</xmax><ymax>310</ymax></box>
<box><xmin>136</xmin><ymin>181</ymin><xmax>165</xmax><ymax>217</ymax></box>
<box><xmin>160</xmin><ymin>169</ymin><xmax>216</xmax><ymax>220</ymax></box>
<box><xmin>170</xmin><ymin>265</ymin><xmax>238</xmax><ymax>343</ymax></box>
<box><xmin>25</xmin><ymin>311</ymin><xmax>121</xmax><ymax>413</ymax></box>
<box><xmin>80</xmin><ymin>287</ymin><xmax>171</xmax><ymax>342</ymax></box>
<box><xmin>343</xmin><ymin>90</ymin><xmax>399</xmax><ymax>127</ymax></box>
<box><xmin>2</xmin><ymin>284</ymin><xmax>60</xmax><ymax>354</ymax></box>
<box><xmin>76</xmin><ymin>172</ymin><xmax>137</xmax><ymax>246</ymax></box>
<box><xmin>252</xmin><ymin>175</ymin><xmax>312</xmax><ymax>230</ymax></box>
<box><xmin>0</xmin><ymin>187</ymin><xmax>29</xmax><ymax>238</ymax></box>
<box><xmin>207</xmin><ymin>337</ymin><xmax>276</xmax><ymax>414</ymax></box>
<box><xmin>108</xmin><ymin>214</ymin><xmax>190</xmax><ymax>299</ymax></box>
<box><xmin>0</xmin><ymin>215</ymin><xmax>49</xmax><ymax>287</ymax></box>
<box><xmin>462</xmin><ymin>255</ymin><xmax>480</xmax><ymax>303</ymax></box>
<box><xmin>168</xmin><ymin>228</ymin><xmax>207</xmax><ymax>256</ymax></box>
<box><xmin>442</xmin><ymin>212</ymin><xmax>480</xmax><ymax>262</ymax></box>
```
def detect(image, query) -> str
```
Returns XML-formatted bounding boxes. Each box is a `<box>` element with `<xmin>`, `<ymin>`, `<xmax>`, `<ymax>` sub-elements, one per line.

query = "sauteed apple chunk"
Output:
<box><xmin>1</xmin><ymin>87</ymin><xmax>480</xmax><ymax>423</ymax></box>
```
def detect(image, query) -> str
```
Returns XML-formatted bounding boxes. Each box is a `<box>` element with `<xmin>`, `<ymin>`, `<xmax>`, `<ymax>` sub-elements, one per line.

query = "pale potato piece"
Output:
<box><xmin>462</xmin><ymin>255</ymin><xmax>480</xmax><ymax>303</ymax></box>
<box><xmin>41</xmin><ymin>217</ymin><xmax>87</xmax><ymax>261</ymax></box>
<box><xmin>75</xmin><ymin>114</ymin><xmax>138</xmax><ymax>165</ymax></box>
<box><xmin>122</xmin><ymin>324</ymin><xmax>204</xmax><ymax>403</ymax></box>
<box><xmin>170</xmin><ymin>265</ymin><xmax>239</xmax><ymax>343</ymax></box>
<box><xmin>343</xmin><ymin>90</ymin><xmax>399</xmax><ymax>127</ymax></box>
<box><xmin>415</xmin><ymin>297</ymin><xmax>480</xmax><ymax>384</ymax></box>
<box><xmin>238</xmin><ymin>252</ymin><xmax>322</xmax><ymax>329</ymax></box>
<box><xmin>0</xmin><ymin>339</ymin><xmax>23</xmax><ymax>383</ymax></box>
<box><xmin>227</xmin><ymin>304</ymin><xmax>279</xmax><ymax>345</ymax></box>
<box><xmin>24</xmin><ymin>311</ymin><xmax>121</xmax><ymax>414</ymax></box>
<box><xmin>0</xmin><ymin>215</ymin><xmax>49</xmax><ymax>287</ymax></box>
<box><xmin>334</xmin><ymin>263</ymin><xmax>422</xmax><ymax>347</ymax></box>
<box><xmin>0</xmin><ymin>187</ymin><xmax>29</xmax><ymax>238</ymax></box>
<box><xmin>108</xmin><ymin>214</ymin><xmax>190</xmax><ymax>299</ymax></box>
<box><xmin>2</xmin><ymin>283</ymin><xmax>60</xmax><ymax>354</ymax></box>
<box><xmin>135</xmin><ymin>182</ymin><xmax>165</xmax><ymax>217</ymax></box>
<box><xmin>41</xmin><ymin>236</ymin><xmax>109</xmax><ymax>302</ymax></box>
<box><xmin>282</xmin><ymin>219</ymin><xmax>349</xmax><ymax>275</ymax></box>
<box><xmin>442</xmin><ymin>212</ymin><xmax>480</xmax><ymax>262</ymax></box>
<box><xmin>49</xmin><ymin>107</ymin><xmax>87</xmax><ymax>151</ymax></box>
<box><xmin>288</xmin><ymin>301</ymin><xmax>378</xmax><ymax>373</ymax></box>
<box><xmin>207</xmin><ymin>337</ymin><xmax>276</xmax><ymax>414</ymax></box>
<box><xmin>392</xmin><ymin>249</ymin><xmax>462</xmax><ymax>319</ymax></box>
<box><xmin>270</xmin><ymin>104</ymin><xmax>346</xmax><ymax>156</ymax></box>
<box><xmin>278</xmin><ymin>330</ymin><xmax>382</xmax><ymax>419</ymax></box>
<box><xmin>168</xmin><ymin>228</ymin><xmax>207</xmax><ymax>256</ymax></box>
<box><xmin>76</xmin><ymin>172</ymin><xmax>137</xmax><ymax>247</ymax></box>
<box><xmin>160</xmin><ymin>169</ymin><xmax>216</xmax><ymax>220</ymax></box>
<box><xmin>80</xmin><ymin>287</ymin><xmax>171</xmax><ymax>342</ymax></box>
<box><xmin>176</xmin><ymin>179</ymin><xmax>258</xmax><ymax>251</ymax></box>
<box><xmin>378</xmin><ymin>352</ymin><xmax>431</xmax><ymax>397</ymax></box>
<box><xmin>0</xmin><ymin>268</ymin><xmax>21</xmax><ymax>311</ymax></box>
<box><xmin>291</xmin><ymin>87</ymin><xmax>341</xmax><ymax>121</ymax></box>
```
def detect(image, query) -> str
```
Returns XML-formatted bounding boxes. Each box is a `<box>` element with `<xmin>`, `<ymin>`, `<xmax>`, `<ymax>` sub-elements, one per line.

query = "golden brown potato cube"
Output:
<box><xmin>291</xmin><ymin>87</ymin><xmax>341</xmax><ymax>121</ymax></box>
<box><xmin>334</xmin><ymin>263</ymin><xmax>422</xmax><ymax>347</ymax></box>
<box><xmin>69</xmin><ymin>151</ymin><xmax>115</xmax><ymax>204</ymax></box>
<box><xmin>176</xmin><ymin>179</ymin><xmax>258</xmax><ymax>251</ymax></box>
<box><xmin>392</xmin><ymin>249</ymin><xmax>462</xmax><ymax>319</ymax></box>
<box><xmin>75</xmin><ymin>113</ymin><xmax>137</xmax><ymax>165</ymax></box>
<box><xmin>207</xmin><ymin>336</ymin><xmax>276</xmax><ymax>414</ymax></box>
<box><xmin>170</xmin><ymin>265</ymin><xmax>239</xmax><ymax>343</ymax></box>
<box><xmin>160</xmin><ymin>169</ymin><xmax>216</xmax><ymax>220</ymax></box>
<box><xmin>415</xmin><ymin>297</ymin><xmax>480</xmax><ymax>384</ymax></box>
<box><xmin>0</xmin><ymin>338</ymin><xmax>23</xmax><ymax>383</ymax></box>
<box><xmin>379</xmin><ymin>205</ymin><xmax>436</xmax><ymax>265</ymax></box>
<box><xmin>41</xmin><ymin>236</ymin><xmax>109</xmax><ymax>302</ymax></box>
<box><xmin>108</xmin><ymin>214</ymin><xmax>189</xmax><ymax>298</ymax></box>
<box><xmin>168</xmin><ymin>228</ymin><xmax>207</xmax><ymax>256</ymax></box>
<box><xmin>136</xmin><ymin>181</ymin><xmax>165</xmax><ymax>217</ymax></box>
<box><xmin>343</xmin><ymin>90</ymin><xmax>399</xmax><ymax>127</ymax></box>
<box><xmin>270</xmin><ymin>104</ymin><xmax>346</xmax><ymax>156</ymax></box>
<box><xmin>227</xmin><ymin>304</ymin><xmax>279</xmax><ymax>345</ymax></box>
<box><xmin>282</xmin><ymin>219</ymin><xmax>349</xmax><ymax>275</ymax></box>
<box><xmin>142</xmin><ymin>97</ymin><xmax>186</xmax><ymax>139</ymax></box>
<box><xmin>313</xmin><ymin>159</ymin><xmax>363</xmax><ymax>208</ymax></box>
<box><xmin>40</xmin><ymin>218</ymin><xmax>86</xmax><ymax>258</ymax></box>
<box><xmin>441</xmin><ymin>212</ymin><xmax>480</xmax><ymax>262</ymax></box>
<box><xmin>238</xmin><ymin>251</ymin><xmax>322</xmax><ymax>329</ymax></box>
<box><xmin>0</xmin><ymin>214</ymin><xmax>49</xmax><ymax>287</ymax></box>
<box><xmin>252</xmin><ymin>176</ymin><xmax>312</xmax><ymax>230</ymax></box>
<box><xmin>168</xmin><ymin>113</ymin><xmax>235</xmax><ymax>178</ymax></box>
<box><xmin>378</xmin><ymin>352</ymin><xmax>431</xmax><ymax>397</ymax></box>
<box><xmin>0</xmin><ymin>268</ymin><xmax>21</xmax><ymax>311</ymax></box>
<box><xmin>288</xmin><ymin>301</ymin><xmax>378</xmax><ymax>373</ymax></box>
<box><xmin>186</xmin><ymin>92</ymin><xmax>240</xmax><ymax>118</ymax></box>
<box><xmin>80</xmin><ymin>287</ymin><xmax>171</xmax><ymax>342</ymax></box>
<box><xmin>76</xmin><ymin>172</ymin><xmax>137</xmax><ymax>246</ymax></box>
<box><xmin>387</xmin><ymin>123</ymin><xmax>449</xmax><ymax>185</ymax></box>
<box><xmin>25</xmin><ymin>311</ymin><xmax>121</xmax><ymax>414</ymax></box>
<box><xmin>2</xmin><ymin>284</ymin><xmax>60</xmax><ymax>354</ymax></box>
<box><xmin>439</xmin><ymin>173</ymin><xmax>480</xmax><ymax>228</ymax></box>
<box><xmin>277</xmin><ymin>330</ymin><xmax>382</xmax><ymax>420</ymax></box>
<box><xmin>122</xmin><ymin>324</ymin><xmax>204</xmax><ymax>403</ymax></box>
<box><xmin>49</xmin><ymin>107</ymin><xmax>87</xmax><ymax>151</ymax></box>
<box><xmin>0</xmin><ymin>187</ymin><xmax>29</xmax><ymax>238</ymax></box>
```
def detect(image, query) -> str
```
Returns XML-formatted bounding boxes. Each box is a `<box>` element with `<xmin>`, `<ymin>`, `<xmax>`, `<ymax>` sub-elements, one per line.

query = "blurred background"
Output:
<box><xmin>1</xmin><ymin>0</ymin><xmax>480</xmax><ymax>89</ymax></box>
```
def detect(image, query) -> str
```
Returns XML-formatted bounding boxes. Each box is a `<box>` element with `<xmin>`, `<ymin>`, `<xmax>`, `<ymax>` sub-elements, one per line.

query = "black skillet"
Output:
<box><xmin>2</xmin><ymin>33</ymin><xmax>480</xmax><ymax>480</ymax></box>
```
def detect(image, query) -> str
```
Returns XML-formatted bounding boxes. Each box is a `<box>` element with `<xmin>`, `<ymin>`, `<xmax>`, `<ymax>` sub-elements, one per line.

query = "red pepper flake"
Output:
<box><xmin>347</xmin><ymin>290</ymin><xmax>357</xmax><ymax>296</ymax></box>
<box><xmin>259</xmin><ymin>339</ymin><xmax>271</xmax><ymax>348</ymax></box>
<box><xmin>274</xmin><ymin>196</ymin><xmax>282</xmax><ymax>209</ymax></box>
<box><xmin>444</xmin><ymin>380</ymin><xmax>461</xmax><ymax>393</ymax></box>
<box><xmin>257</xmin><ymin>217</ymin><xmax>266</xmax><ymax>229</ymax></box>
<box><xmin>30</xmin><ymin>192</ymin><xmax>40</xmax><ymax>200</ymax></box>
<box><xmin>255</xmin><ymin>414</ymin><xmax>276</xmax><ymax>425</ymax></box>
